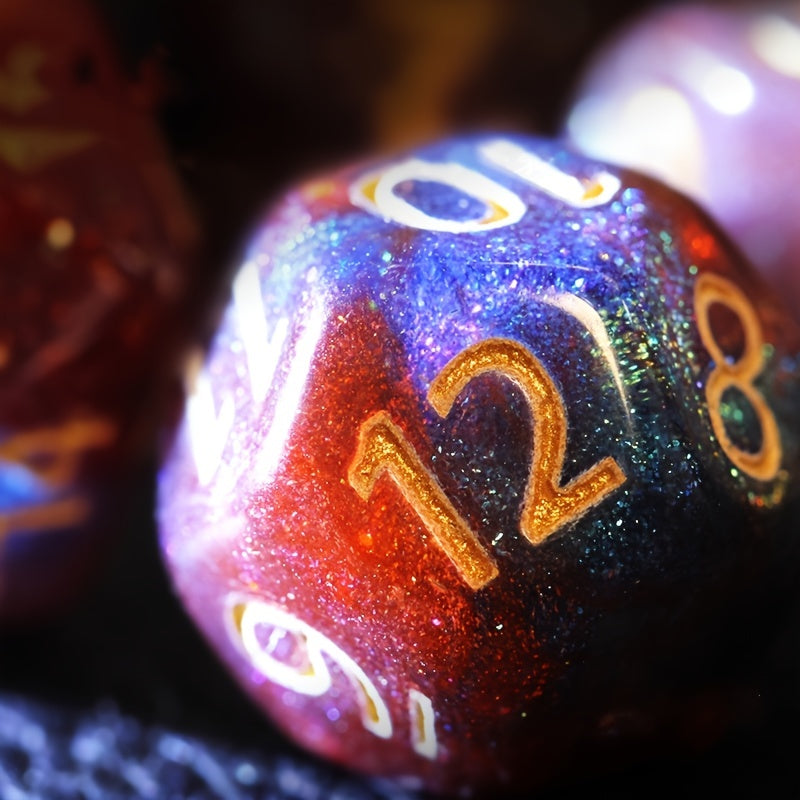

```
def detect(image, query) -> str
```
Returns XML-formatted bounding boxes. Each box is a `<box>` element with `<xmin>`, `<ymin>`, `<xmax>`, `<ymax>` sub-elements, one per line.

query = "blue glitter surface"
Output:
<box><xmin>159</xmin><ymin>134</ymin><xmax>800</xmax><ymax>795</ymax></box>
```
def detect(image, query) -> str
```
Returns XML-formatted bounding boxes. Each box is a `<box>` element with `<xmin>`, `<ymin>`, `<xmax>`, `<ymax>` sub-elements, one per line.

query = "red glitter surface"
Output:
<box><xmin>159</xmin><ymin>134</ymin><xmax>800</xmax><ymax>794</ymax></box>
<box><xmin>0</xmin><ymin>0</ymin><xmax>196</xmax><ymax>621</ymax></box>
<box><xmin>167</xmin><ymin>300</ymin><xmax>571</xmax><ymax>790</ymax></box>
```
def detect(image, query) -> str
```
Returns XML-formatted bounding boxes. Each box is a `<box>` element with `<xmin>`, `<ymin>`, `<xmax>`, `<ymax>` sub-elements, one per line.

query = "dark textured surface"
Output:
<box><xmin>0</xmin><ymin>468</ymin><xmax>417</xmax><ymax>800</ymax></box>
<box><xmin>0</xmin><ymin>693</ymin><xmax>415</xmax><ymax>800</ymax></box>
<box><xmin>2</xmin><ymin>1</ymin><xmax>800</xmax><ymax>797</ymax></box>
<box><xmin>157</xmin><ymin>130</ymin><xmax>800</xmax><ymax>794</ymax></box>
<box><xmin>1</xmin><ymin>485</ymin><xmax>799</xmax><ymax>800</ymax></box>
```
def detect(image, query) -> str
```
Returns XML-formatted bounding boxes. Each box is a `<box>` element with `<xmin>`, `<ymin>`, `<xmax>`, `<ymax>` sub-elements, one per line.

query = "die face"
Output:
<box><xmin>565</xmin><ymin>3</ymin><xmax>800</xmax><ymax>313</ymax></box>
<box><xmin>0</xmin><ymin>0</ymin><xmax>196</xmax><ymax>621</ymax></box>
<box><xmin>159</xmin><ymin>134</ymin><xmax>800</xmax><ymax>794</ymax></box>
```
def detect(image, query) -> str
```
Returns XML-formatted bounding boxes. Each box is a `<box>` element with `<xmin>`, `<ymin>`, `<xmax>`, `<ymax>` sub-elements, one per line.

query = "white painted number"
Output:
<box><xmin>228</xmin><ymin>597</ymin><xmax>438</xmax><ymax>758</ymax></box>
<box><xmin>350</xmin><ymin>158</ymin><xmax>526</xmax><ymax>233</ymax></box>
<box><xmin>349</xmin><ymin>138</ymin><xmax>621</xmax><ymax>234</ymax></box>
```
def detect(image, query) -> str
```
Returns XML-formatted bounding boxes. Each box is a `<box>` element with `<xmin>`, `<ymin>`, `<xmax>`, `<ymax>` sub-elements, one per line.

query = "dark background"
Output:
<box><xmin>94</xmin><ymin>0</ymin><xmax>782</xmax><ymax>291</ymax></box>
<box><xmin>2</xmin><ymin>1</ymin><xmax>800</xmax><ymax>797</ymax></box>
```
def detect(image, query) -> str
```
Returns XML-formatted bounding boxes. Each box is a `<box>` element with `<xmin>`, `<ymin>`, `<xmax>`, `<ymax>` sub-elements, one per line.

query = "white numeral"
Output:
<box><xmin>350</xmin><ymin>158</ymin><xmax>526</xmax><ymax>233</ymax></box>
<box><xmin>480</xmin><ymin>138</ymin><xmax>621</xmax><ymax>208</ymax></box>
<box><xmin>230</xmin><ymin>598</ymin><xmax>392</xmax><ymax>739</ymax></box>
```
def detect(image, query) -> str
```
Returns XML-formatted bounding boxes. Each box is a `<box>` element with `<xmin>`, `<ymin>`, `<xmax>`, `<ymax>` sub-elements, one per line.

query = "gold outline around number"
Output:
<box><xmin>695</xmin><ymin>273</ymin><xmax>781</xmax><ymax>481</ymax></box>
<box><xmin>429</xmin><ymin>338</ymin><xmax>626</xmax><ymax>546</ymax></box>
<box><xmin>349</xmin><ymin>412</ymin><xmax>499</xmax><ymax>590</ymax></box>
<box><xmin>0</xmin><ymin>417</ymin><xmax>116</xmax><ymax>543</ymax></box>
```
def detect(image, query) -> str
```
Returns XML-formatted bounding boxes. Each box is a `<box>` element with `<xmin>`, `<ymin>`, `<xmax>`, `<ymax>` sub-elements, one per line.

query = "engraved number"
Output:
<box><xmin>348</xmin><ymin>339</ymin><xmax>626</xmax><ymax>589</ymax></box>
<box><xmin>0</xmin><ymin>44</ymin><xmax>48</xmax><ymax>114</ymax></box>
<box><xmin>479</xmin><ymin>138</ymin><xmax>621</xmax><ymax>208</ymax></box>
<box><xmin>349</xmin><ymin>158</ymin><xmax>526</xmax><ymax>233</ymax></box>
<box><xmin>430</xmin><ymin>338</ymin><xmax>626</xmax><ymax>546</ymax></box>
<box><xmin>231</xmin><ymin>598</ymin><xmax>392</xmax><ymax>738</ymax></box>
<box><xmin>349</xmin><ymin>138</ymin><xmax>621</xmax><ymax>234</ymax></box>
<box><xmin>0</xmin><ymin>417</ymin><xmax>116</xmax><ymax>541</ymax></box>
<box><xmin>228</xmin><ymin>597</ymin><xmax>438</xmax><ymax>759</ymax></box>
<box><xmin>695</xmin><ymin>273</ymin><xmax>781</xmax><ymax>481</ymax></box>
<box><xmin>348</xmin><ymin>412</ymin><xmax>498</xmax><ymax>590</ymax></box>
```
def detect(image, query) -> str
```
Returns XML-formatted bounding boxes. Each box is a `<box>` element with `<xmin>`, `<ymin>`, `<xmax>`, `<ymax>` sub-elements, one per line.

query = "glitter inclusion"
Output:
<box><xmin>159</xmin><ymin>134</ymin><xmax>800</xmax><ymax>795</ymax></box>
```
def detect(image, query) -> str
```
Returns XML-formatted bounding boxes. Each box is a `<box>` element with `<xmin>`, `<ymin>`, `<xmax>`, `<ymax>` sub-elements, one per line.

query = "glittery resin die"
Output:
<box><xmin>158</xmin><ymin>134</ymin><xmax>800</xmax><ymax>795</ymax></box>
<box><xmin>566</xmin><ymin>3</ymin><xmax>800</xmax><ymax>314</ymax></box>
<box><xmin>0</xmin><ymin>0</ymin><xmax>196</xmax><ymax>621</ymax></box>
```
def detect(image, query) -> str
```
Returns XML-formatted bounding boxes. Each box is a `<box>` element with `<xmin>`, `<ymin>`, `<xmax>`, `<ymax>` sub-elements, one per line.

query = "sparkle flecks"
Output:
<box><xmin>0</xmin><ymin>0</ymin><xmax>195</xmax><ymax>621</ymax></box>
<box><xmin>159</xmin><ymin>134</ymin><xmax>800</xmax><ymax>796</ymax></box>
<box><xmin>567</xmin><ymin>3</ymin><xmax>800</xmax><ymax>312</ymax></box>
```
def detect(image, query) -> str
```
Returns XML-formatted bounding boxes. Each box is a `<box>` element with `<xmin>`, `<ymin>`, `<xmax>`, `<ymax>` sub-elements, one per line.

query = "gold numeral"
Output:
<box><xmin>0</xmin><ymin>44</ymin><xmax>49</xmax><ymax>114</ymax></box>
<box><xmin>0</xmin><ymin>417</ymin><xmax>117</xmax><ymax>541</ymax></box>
<box><xmin>695</xmin><ymin>273</ymin><xmax>781</xmax><ymax>481</ymax></box>
<box><xmin>348</xmin><ymin>411</ymin><xmax>499</xmax><ymax>590</ymax></box>
<box><xmin>0</xmin><ymin>496</ymin><xmax>90</xmax><ymax>542</ymax></box>
<box><xmin>349</xmin><ymin>338</ymin><xmax>626</xmax><ymax>589</ymax></box>
<box><xmin>0</xmin><ymin>418</ymin><xmax>116</xmax><ymax>486</ymax></box>
<box><xmin>0</xmin><ymin>124</ymin><xmax>97</xmax><ymax>173</ymax></box>
<box><xmin>429</xmin><ymin>338</ymin><xmax>626</xmax><ymax>546</ymax></box>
